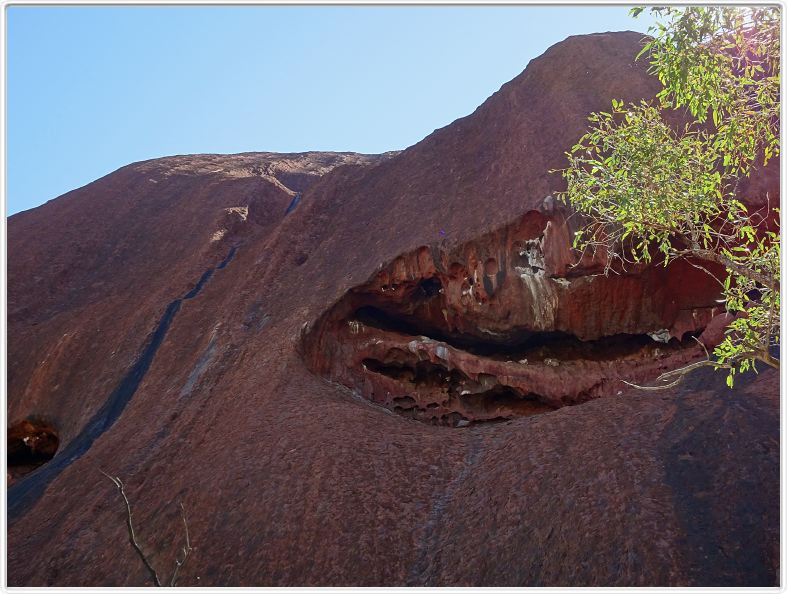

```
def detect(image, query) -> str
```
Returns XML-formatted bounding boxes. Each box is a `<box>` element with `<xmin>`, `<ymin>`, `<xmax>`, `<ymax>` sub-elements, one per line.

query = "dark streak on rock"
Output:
<box><xmin>284</xmin><ymin>192</ymin><xmax>302</xmax><ymax>216</ymax></box>
<box><xmin>7</xmin><ymin>247</ymin><xmax>239</xmax><ymax>522</ymax></box>
<box><xmin>659</xmin><ymin>366</ymin><xmax>778</xmax><ymax>586</ymax></box>
<box><xmin>407</xmin><ymin>435</ymin><xmax>483</xmax><ymax>586</ymax></box>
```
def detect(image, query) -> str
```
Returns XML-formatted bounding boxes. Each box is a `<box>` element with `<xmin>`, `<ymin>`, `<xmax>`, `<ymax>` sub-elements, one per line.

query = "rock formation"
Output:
<box><xmin>6</xmin><ymin>32</ymin><xmax>779</xmax><ymax>586</ymax></box>
<box><xmin>301</xmin><ymin>211</ymin><xmax>726</xmax><ymax>425</ymax></box>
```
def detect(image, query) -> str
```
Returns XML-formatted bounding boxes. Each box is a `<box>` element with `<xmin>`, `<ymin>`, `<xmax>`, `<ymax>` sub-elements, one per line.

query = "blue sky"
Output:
<box><xmin>6</xmin><ymin>6</ymin><xmax>655</xmax><ymax>215</ymax></box>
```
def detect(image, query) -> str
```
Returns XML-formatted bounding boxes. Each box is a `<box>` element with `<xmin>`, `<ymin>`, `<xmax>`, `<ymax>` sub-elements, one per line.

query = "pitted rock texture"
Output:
<box><xmin>302</xmin><ymin>207</ymin><xmax>726</xmax><ymax>425</ymax></box>
<box><xmin>7</xmin><ymin>32</ymin><xmax>779</xmax><ymax>587</ymax></box>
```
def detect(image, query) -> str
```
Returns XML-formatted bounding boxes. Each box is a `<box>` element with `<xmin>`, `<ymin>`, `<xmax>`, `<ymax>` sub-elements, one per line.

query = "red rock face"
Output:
<box><xmin>303</xmin><ymin>205</ymin><xmax>726</xmax><ymax>425</ymax></box>
<box><xmin>7</xmin><ymin>151</ymin><xmax>389</xmax><ymax>443</ymax></box>
<box><xmin>6</xmin><ymin>32</ymin><xmax>779</xmax><ymax>587</ymax></box>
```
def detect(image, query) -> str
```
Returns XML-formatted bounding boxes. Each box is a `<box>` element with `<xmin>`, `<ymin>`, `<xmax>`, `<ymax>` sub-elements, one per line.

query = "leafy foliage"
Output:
<box><xmin>557</xmin><ymin>7</ymin><xmax>780</xmax><ymax>386</ymax></box>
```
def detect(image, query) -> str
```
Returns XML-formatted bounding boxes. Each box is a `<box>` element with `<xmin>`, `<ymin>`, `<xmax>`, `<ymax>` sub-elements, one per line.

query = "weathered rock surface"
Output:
<box><xmin>8</xmin><ymin>151</ymin><xmax>388</xmax><ymax>443</ymax></box>
<box><xmin>302</xmin><ymin>209</ymin><xmax>726</xmax><ymax>424</ymax></box>
<box><xmin>6</xmin><ymin>32</ymin><xmax>779</xmax><ymax>586</ymax></box>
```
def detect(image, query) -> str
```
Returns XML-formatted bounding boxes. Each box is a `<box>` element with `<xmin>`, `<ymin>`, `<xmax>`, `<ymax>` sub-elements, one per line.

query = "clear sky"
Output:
<box><xmin>6</xmin><ymin>6</ymin><xmax>655</xmax><ymax>215</ymax></box>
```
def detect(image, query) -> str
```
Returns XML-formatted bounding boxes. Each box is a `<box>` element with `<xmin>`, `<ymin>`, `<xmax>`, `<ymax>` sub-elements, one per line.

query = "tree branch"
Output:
<box><xmin>621</xmin><ymin>359</ymin><xmax>732</xmax><ymax>391</ymax></box>
<box><xmin>100</xmin><ymin>470</ymin><xmax>162</xmax><ymax>587</ymax></box>
<box><xmin>169</xmin><ymin>503</ymin><xmax>193</xmax><ymax>586</ymax></box>
<box><xmin>675</xmin><ymin>248</ymin><xmax>778</xmax><ymax>290</ymax></box>
<box><xmin>101</xmin><ymin>471</ymin><xmax>194</xmax><ymax>587</ymax></box>
<box><xmin>754</xmin><ymin>348</ymin><xmax>780</xmax><ymax>370</ymax></box>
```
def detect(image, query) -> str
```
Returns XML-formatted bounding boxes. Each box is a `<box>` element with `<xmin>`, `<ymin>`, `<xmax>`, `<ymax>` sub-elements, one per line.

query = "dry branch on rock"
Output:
<box><xmin>100</xmin><ymin>470</ymin><xmax>192</xmax><ymax>587</ymax></box>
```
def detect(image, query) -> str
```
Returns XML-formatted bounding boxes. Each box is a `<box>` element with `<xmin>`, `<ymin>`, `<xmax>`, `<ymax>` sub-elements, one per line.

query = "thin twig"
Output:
<box><xmin>169</xmin><ymin>503</ymin><xmax>193</xmax><ymax>586</ymax></box>
<box><xmin>622</xmin><ymin>358</ymin><xmax>735</xmax><ymax>391</ymax></box>
<box><xmin>100</xmin><ymin>469</ymin><xmax>162</xmax><ymax>587</ymax></box>
<box><xmin>691</xmin><ymin>335</ymin><xmax>710</xmax><ymax>360</ymax></box>
<box><xmin>622</xmin><ymin>376</ymin><xmax>684</xmax><ymax>391</ymax></box>
<box><xmin>678</xmin><ymin>256</ymin><xmax>727</xmax><ymax>288</ymax></box>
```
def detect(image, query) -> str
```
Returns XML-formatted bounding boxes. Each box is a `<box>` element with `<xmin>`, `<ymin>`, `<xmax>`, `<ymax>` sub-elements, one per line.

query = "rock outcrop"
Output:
<box><xmin>302</xmin><ymin>206</ymin><xmax>726</xmax><ymax>425</ymax></box>
<box><xmin>6</xmin><ymin>32</ymin><xmax>779</xmax><ymax>587</ymax></box>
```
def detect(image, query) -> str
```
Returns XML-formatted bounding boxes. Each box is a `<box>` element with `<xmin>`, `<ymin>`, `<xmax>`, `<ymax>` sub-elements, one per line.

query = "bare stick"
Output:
<box><xmin>100</xmin><ymin>469</ymin><xmax>162</xmax><ymax>587</ymax></box>
<box><xmin>622</xmin><ymin>358</ymin><xmax>735</xmax><ymax>391</ymax></box>
<box><xmin>691</xmin><ymin>335</ymin><xmax>710</xmax><ymax>360</ymax></box>
<box><xmin>680</xmin><ymin>256</ymin><xmax>726</xmax><ymax>288</ymax></box>
<box><xmin>621</xmin><ymin>376</ymin><xmax>684</xmax><ymax>391</ymax></box>
<box><xmin>673</xmin><ymin>248</ymin><xmax>777</xmax><ymax>290</ymax></box>
<box><xmin>169</xmin><ymin>503</ymin><xmax>193</xmax><ymax>586</ymax></box>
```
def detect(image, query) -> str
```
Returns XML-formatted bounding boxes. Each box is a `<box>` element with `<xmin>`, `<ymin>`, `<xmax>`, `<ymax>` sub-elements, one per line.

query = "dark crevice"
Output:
<box><xmin>364</xmin><ymin>357</ymin><xmax>468</xmax><ymax>389</ymax></box>
<box><xmin>363</xmin><ymin>357</ymin><xmax>557</xmax><ymax>426</ymax></box>
<box><xmin>349</xmin><ymin>303</ymin><xmax>705</xmax><ymax>426</ymax></box>
<box><xmin>354</xmin><ymin>305</ymin><xmax>524</xmax><ymax>351</ymax></box>
<box><xmin>216</xmin><ymin>245</ymin><xmax>237</xmax><ymax>270</ymax></box>
<box><xmin>284</xmin><ymin>192</ymin><xmax>302</xmax><ymax>216</ymax></box>
<box><xmin>8</xmin><ymin>246</ymin><xmax>238</xmax><ymax>522</ymax></box>
<box><xmin>461</xmin><ymin>385</ymin><xmax>553</xmax><ymax>414</ymax></box>
<box><xmin>354</xmin><ymin>305</ymin><xmax>687</xmax><ymax>361</ymax></box>
<box><xmin>184</xmin><ymin>270</ymin><xmax>214</xmax><ymax>299</ymax></box>
<box><xmin>417</xmin><ymin>277</ymin><xmax>443</xmax><ymax>298</ymax></box>
<box><xmin>340</xmin><ymin>297</ymin><xmax>709</xmax><ymax>427</ymax></box>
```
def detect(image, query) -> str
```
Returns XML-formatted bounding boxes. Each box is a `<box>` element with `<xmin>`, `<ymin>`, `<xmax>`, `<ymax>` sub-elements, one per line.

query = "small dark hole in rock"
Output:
<box><xmin>417</xmin><ymin>277</ymin><xmax>442</xmax><ymax>298</ymax></box>
<box><xmin>8</xmin><ymin>418</ymin><xmax>59</xmax><ymax>481</ymax></box>
<box><xmin>393</xmin><ymin>395</ymin><xmax>417</xmax><ymax>408</ymax></box>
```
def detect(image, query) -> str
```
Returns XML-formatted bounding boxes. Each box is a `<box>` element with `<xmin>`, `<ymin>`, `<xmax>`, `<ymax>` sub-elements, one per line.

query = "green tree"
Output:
<box><xmin>557</xmin><ymin>6</ymin><xmax>780</xmax><ymax>387</ymax></box>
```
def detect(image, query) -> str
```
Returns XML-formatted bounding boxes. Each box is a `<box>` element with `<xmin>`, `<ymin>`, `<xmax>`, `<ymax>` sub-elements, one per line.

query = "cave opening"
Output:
<box><xmin>460</xmin><ymin>385</ymin><xmax>557</xmax><ymax>418</ymax></box>
<box><xmin>299</xmin><ymin>217</ymin><xmax>727</xmax><ymax>429</ymax></box>
<box><xmin>417</xmin><ymin>276</ymin><xmax>443</xmax><ymax>298</ymax></box>
<box><xmin>7</xmin><ymin>418</ymin><xmax>60</xmax><ymax>481</ymax></box>
<box><xmin>353</xmin><ymin>304</ymin><xmax>690</xmax><ymax>362</ymax></box>
<box><xmin>364</xmin><ymin>357</ymin><xmax>469</xmax><ymax>391</ymax></box>
<box><xmin>362</xmin><ymin>356</ymin><xmax>557</xmax><ymax>426</ymax></box>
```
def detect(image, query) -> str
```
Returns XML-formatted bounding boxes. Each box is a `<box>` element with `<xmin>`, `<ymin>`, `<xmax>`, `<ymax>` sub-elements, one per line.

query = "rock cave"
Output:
<box><xmin>7</xmin><ymin>419</ymin><xmax>60</xmax><ymax>484</ymax></box>
<box><xmin>302</xmin><ymin>209</ymin><xmax>726</xmax><ymax>426</ymax></box>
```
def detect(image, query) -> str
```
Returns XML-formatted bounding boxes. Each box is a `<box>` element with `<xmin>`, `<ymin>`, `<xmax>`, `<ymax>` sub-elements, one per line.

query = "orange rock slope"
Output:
<box><xmin>7</xmin><ymin>32</ymin><xmax>779</xmax><ymax>586</ymax></box>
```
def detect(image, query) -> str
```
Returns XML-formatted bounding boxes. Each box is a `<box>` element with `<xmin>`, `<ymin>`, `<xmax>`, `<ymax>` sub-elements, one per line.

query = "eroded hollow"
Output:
<box><xmin>364</xmin><ymin>357</ymin><xmax>557</xmax><ymax>427</ymax></box>
<box><xmin>310</xmin><ymin>296</ymin><xmax>711</xmax><ymax>427</ymax></box>
<box><xmin>7</xmin><ymin>418</ymin><xmax>59</xmax><ymax>481</ymax></box>
<box><xmin>302</xmin><ymin>212</ymin><xmax>724</xmax><ymax>428</ymax></box>
<box><xmin>354</xmin><ymin>305</ymin><xmax>695</xmax><ymax>361</ymax></box>
<box><xmin>309</xmin><ymin>294</ymin><xmax>713</xmax><ymax>427</ymax></box>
